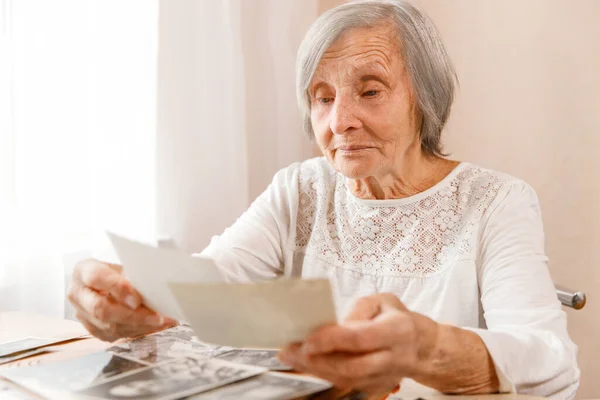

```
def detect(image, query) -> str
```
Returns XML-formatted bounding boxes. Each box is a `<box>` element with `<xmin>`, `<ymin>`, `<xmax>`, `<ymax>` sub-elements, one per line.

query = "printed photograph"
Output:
<box><xmin>0</xmin><ymin>348</ymin><xmax>50</xmax><ymax>366</ymax></box>
<box><xmin>187</xmin><ymin>371</ymin><xmax>332</xmax><ymax>400</ymax></box>
<box><xmin>148</xmin><ymin>325</ymin><xmax>197</xmax><ymax>343</ymax></box>
<box><xmin>0</xmin><ymin>337</ymin><xmax>62</xmax><ymax>358</ymax></box>
<box><xmin>108</xmin><ymin>336</ymin><xmax>231</xmax><ymax>365</ymax></box>
<box><xmin>77</xmin><ymin>356</ymin><xmax>265</xmax><ymax>400</ymax></box>
<box><xmin>213</xmin><ymin>349</ymin><xmax>292</xmax><ymax>371</ymax></box>
<box><xmin>2</xmin><ymin>352</ymin><xmax>148</xmax><ymax>392</ymax></box>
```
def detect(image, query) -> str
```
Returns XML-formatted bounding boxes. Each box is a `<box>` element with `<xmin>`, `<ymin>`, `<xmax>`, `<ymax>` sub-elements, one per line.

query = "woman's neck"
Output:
<box><xmin>348</xmin><ymin>152</ymin><xmax>460</xmax><ymax>200</ymax></box>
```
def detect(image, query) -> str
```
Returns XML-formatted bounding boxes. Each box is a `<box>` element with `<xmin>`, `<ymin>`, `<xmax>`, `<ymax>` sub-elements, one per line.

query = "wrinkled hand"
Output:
<box><xmin>278</xmin><ymin>293</ymin><xmax>438</xmax><ymax>398</ymax></box>
<box><xmin>67</xmin><ymin>259</ymin><xmax>176</xmax><ymax>342</ymax></box>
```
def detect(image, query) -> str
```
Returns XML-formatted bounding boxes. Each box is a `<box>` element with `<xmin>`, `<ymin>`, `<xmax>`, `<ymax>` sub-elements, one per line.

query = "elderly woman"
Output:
<box><xmin>68</xmin><ymin>0</ymin><xmax>580</xmax><ymax>398</ymax></box>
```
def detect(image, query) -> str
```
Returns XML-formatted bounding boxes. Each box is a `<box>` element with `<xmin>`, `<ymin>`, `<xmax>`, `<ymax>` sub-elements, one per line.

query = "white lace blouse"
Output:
<box><xmin>201</xmin><ymin>157</ymin><xmax>580</xmax><ymax>399</ymax></box>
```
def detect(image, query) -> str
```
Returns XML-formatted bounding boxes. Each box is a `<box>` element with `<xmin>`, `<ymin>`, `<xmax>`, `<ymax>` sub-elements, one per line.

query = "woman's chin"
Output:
<box><xmin>335</xmin><ymin>159</ymin><xmax>377</xmax><ymax>180</ymax></box>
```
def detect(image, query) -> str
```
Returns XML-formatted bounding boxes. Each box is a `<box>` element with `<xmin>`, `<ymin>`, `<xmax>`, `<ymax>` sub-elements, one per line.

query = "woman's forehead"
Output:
<box><xmin>324</xmin><ymin>24</ymin><xmax>399</xmax><ymax>60</ymax></box>
<box><xmin>312</xmin><ymin>27</ymin><xmax>403</xmax><ymax>85</ymax></box>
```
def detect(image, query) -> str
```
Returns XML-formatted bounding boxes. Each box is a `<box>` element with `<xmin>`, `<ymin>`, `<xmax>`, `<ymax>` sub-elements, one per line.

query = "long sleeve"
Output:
<box><xmin>199</xmin><ymin>163</ymin><xmax>300</xmax><ymax>283</ymax></box>
<box><xmin>469</xmin><ymin>181</ymin><xmax>580</xmax><ymax>398</ymax></box>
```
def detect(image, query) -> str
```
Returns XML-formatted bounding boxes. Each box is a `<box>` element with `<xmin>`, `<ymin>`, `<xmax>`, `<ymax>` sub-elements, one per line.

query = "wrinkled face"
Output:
<box><xmin>309</xmin><ymin>24</ymin><xmax>421</xmax><ymax>179</ymax></box>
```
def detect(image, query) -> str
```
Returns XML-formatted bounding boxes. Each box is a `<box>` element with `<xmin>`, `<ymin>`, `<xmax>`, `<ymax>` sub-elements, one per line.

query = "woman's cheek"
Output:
<box><xmin>311</xmin><ymin>113</ymin><xmax>333</xmax><ymax>147</ymax></box>
<box><xmin>311</xmin><ymin>106</ymin><xmax>329</xmax><ymax>129</ymax></box>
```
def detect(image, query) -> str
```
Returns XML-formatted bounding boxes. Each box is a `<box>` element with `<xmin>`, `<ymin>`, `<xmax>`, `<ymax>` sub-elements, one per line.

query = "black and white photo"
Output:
<box><xmin>2</xmin><ymin>352</ymin><xmax>147</xmax><ymax>392</ymax></box>
<box><xmin>0</xmin><ymin>337</ymin><xmax>65</xmax><ymax>358</ymax></box>
<box><xmin>187</xmin><ymin>371</ymin><xmax>331</xmax><ymax>399</ymax></box>
<box><xmin>108</xmin><ymin>336</ymin><xmax>230</xmax><ymax>365</ymax></box>
<box><xmin>213</xmin><ymin>349</ymin><xmax>292</xmax><ymax>371</ymax></box>
<box><xmin>148</xmin><ymin>325</ymin><xmax>197</xmax><ymax>343</ymax></box>
<box><xmin>77</xmin><ymin>356</ymin><xmax>266</xmax><ymax>400</ymax></box>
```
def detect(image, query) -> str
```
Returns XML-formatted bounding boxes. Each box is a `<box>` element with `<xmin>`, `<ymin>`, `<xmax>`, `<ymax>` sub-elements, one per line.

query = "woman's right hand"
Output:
<box><xmin>67</xmin><ymin>258</ymin><xmax>175</xmax><ymax>342</ymax></box>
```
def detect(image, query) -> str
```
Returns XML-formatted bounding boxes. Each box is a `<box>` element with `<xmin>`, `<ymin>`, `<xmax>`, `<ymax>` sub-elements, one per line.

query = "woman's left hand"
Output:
<box><xmin>278</xmin><ymin>293</ymin><xmax>439</xmax><ymax>398</ymax></box>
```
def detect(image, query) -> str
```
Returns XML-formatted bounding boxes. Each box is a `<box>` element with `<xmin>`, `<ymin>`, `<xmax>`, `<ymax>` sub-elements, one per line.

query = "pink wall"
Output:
<box><xmin>419</xmin><ymin>2</ymin><xmax>600</xmax><ymax>397</ymax></box>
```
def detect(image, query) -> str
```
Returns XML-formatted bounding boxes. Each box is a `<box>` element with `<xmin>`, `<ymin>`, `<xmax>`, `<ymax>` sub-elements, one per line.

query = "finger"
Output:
<box><xmin>72</xmin><ymin>302</ymin><xmax>113</xmax><ymax>331</ymax></box>
<box><xmin>116</xmin><ymin>319</ymin><xmax>177</xmax><ymax>339</ymax></box>
<box><xmin>362</xmin><ymin>380</ymin><xmax>402</xmax><ymax>400</ymax></box>
<box><xmin>73</xmin><ymin>285</ymin><xmax>177</xmax><ymax>342</ymax></box>
<box><xmin>76</xmin><ymin>305</ymin><xmax>170</xmax><ymax>341</ymax></box>
<box><xmin>344</xmin><ymin>296</ymin><xmax>382</xmax><ymax>321</ymax></box>
<box><xmin>377</xmin><ymin>293</ymin><xmax>408</xmax><ymax>312</ymax></box>
<box><xmin>278</xmin><ymin>342</ymin><xmax>302</xmax><ymax>363</ymax></box>
<box><xmin>76</xmin><ymin>259</ymin><xmax>142</xmax><ymax>309</ymax></box>
<box><xmin>105</xmin><ymin>262</ymin><xmax>123</xmax><ymax>273</ymax></box>
<box><xmin>344</xmin><ymin>294</ymin><xmax>407</xmax><ymax>322</ymax></box>
<box><xmin>80</xmin><ymin>319</ymin><xmax>119</xmax><ymax>342</ymax></box>
<box><xmin>77</xmin><ymin>286</ymin><xmax>166</xmax><ymax>329</ymax></box>
<box><xmin>74</xmin><ymin>299</ymin><xmax>171</xmax><ymax>342</ymax></box>
<box><xmin>280</xmin><ymin>346</ymin><xmax>394</xmax><ymax>391</ymax></box>
<box><xmin>355</xmin><ymin>383</ymin><xmax>402</xmax><ymax>400</ymax></box>
<box><xmin>288</xmin><ymin>349</ymin><xmax>399</xmax><ymax>395</ymax></box>
<box><xmin>74</xmin><ymin>306</ymin><xmax>114</xmax><ymax>341</ymax></box>
<box><xmin>303</xmin><ymin>312</ymin><xmax>412</xmax><ymax>355</ymax></box>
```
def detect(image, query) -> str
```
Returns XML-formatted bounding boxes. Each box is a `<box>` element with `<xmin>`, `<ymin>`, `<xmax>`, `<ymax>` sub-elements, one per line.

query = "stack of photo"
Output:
<box><xmin>0</xmin><ymin>325</ymin><xmax>331</xmax><ymax>400</ymax></box>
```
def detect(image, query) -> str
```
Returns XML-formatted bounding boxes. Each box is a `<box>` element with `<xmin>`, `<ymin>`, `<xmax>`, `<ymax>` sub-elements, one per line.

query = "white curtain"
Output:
<box><xmin>0</xmin><ymin>0</ymin><xmax>158</xmax><ymax>317</ymax></box>
<box><xmin>0</xmin><ymin>0</ymin><xmax>318</xmax><ymax>317</ymax></box>
<box><xmin>155</xmin><ymin>0</ymin><xmax>318</xmax><ymax>253</ymax></box>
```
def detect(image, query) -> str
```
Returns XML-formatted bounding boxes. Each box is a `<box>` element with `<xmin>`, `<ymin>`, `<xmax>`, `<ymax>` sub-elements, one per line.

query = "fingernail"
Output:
<box><xmin>146</xmin><ymin>314</ymin><xmax>164</xmax><ymax>327</ymax></box>
<box><xmin>98</xmin><ymin>321</ymin><xmax>112</xmax><ymax>330</ymax></box>
<box><xmin>125</xmin><ymin>296</ymin><xmax>140</xmax><ymax>310</ymax></box>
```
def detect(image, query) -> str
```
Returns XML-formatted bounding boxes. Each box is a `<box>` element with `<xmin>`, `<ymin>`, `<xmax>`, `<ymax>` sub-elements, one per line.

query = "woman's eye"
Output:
<box><xmin>319</xmin><ymin>97</ymin><xmax>333</xmax><ymax>104</ymax></box>
<box><xmin>363</xmin><ymin>90</ymin><xmax>379</xmax><ymax>97</ymax></box>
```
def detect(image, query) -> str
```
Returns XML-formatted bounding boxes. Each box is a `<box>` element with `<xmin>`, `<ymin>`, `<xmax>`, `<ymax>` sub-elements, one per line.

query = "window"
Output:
<box><xmin>0</xmin><ymin>0</ymin><xmax>158</xmax><ymax>316</ymax></box>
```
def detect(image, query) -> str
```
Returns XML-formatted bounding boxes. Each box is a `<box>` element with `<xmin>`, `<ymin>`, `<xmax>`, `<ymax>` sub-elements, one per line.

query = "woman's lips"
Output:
<box><xmin>336</xmin><ymin>146</ymin><xmax>373</xmax><ymax>153</ymax></box>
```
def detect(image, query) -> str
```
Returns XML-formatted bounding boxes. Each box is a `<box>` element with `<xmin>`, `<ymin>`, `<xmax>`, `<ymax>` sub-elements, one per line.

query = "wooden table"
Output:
<box><xmin>0</xmin><ymin>312</ymin><xmax>543</xmax><ymax>400</ymax></box>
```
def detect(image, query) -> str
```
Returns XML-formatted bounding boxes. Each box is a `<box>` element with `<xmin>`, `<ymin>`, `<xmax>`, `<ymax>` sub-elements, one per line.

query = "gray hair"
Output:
<box><xmin>296</xmin><ymin>0</ymin><xmax>457</xmax><ymax>157</ymax></box>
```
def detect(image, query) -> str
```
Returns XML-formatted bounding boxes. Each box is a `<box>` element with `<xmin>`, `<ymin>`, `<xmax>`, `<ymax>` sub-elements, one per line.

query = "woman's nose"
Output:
<box><xmin>329</xmin><ymin>96</ymin><xmax>362</xmax><ymax>135</ymax></box>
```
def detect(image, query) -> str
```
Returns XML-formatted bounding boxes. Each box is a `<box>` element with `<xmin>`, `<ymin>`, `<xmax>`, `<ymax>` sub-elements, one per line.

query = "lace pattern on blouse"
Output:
<box><xmin>295</xmin><ymin>162</ymin><xmax>508</xmax><ymax>278</ymax></box>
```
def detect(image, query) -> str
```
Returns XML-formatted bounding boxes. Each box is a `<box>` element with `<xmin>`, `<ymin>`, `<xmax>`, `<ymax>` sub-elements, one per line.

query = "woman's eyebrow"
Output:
<box><xmin>310</xmin><ymin>81</ymin><xmax>329</xmax><ymax>96</ymax></box>
<box><xmin>360</xmin><ymin>74</ymin><xmax>390</xmax><ymax>88</ymax></box>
